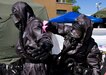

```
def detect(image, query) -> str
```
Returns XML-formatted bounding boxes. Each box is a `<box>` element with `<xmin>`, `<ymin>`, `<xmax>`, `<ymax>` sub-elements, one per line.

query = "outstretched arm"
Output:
<box><xmin>45</xmin><ymin>22</ymin><xmax>72</xmax><ymax>37</ymax></box>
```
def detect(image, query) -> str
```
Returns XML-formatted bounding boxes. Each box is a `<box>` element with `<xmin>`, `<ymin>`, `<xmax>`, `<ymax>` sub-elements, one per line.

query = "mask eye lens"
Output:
<box><xmin>11</xmin><ymin>14</ymin><xmax>20</xmax><ymax>24</ymax></box>
<box><xmin>71</xmin><ymin>29</ymin><xmax>82</xmax><ymax>39</ymax></box>
<box><xmin>15</xmin><ymin>14</ymin><xmax>20</xmax><ymax>19</ymax></box>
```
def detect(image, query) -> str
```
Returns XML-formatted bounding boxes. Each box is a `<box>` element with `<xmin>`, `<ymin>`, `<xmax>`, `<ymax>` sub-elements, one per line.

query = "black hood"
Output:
<box><xmin>74</xmin><ymin>14</ymin><xmax>93</xmax><ymax>43</ymax></box>
<box><xmin>12</xmin><ymin>1</ymin><xmax>35</xmax><ymax>30</ymax></box>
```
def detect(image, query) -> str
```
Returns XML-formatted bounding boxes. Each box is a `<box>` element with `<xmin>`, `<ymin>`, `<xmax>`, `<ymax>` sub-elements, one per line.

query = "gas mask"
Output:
<box><xmin>71</xmin><ymin>29</ymin><xmax>82</xmax><ymax>39</ymax></box>
<box><xmin>11</xmin><ymin>7</ymin><xmax>23</xmax><ymax>29</ymax></box>
<box><xmin>11</xmin><ymin>14</ymin><xmax>22</xmax><ymax>30</ymax></box>
<box><xmin>69</xmin><ymin>28</ymin><xmax>82</xmax><ymax>47</ymax></box>
<box><xmin>71</xmin><ymin>22</ymin><xmax>83</xmax><ymax>39</ymax></box>
<box><xmin>69</xmin><ymin>22</ymin><xmax>85</xmax><ymax>45</ymax></box>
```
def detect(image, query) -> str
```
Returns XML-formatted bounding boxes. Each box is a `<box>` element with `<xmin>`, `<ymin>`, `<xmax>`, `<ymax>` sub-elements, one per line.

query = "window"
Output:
<box><xmin>56</xmin><ymin>0</ymin><xmax>67</xmax><ymax>3</ymax></box>
<box><xmin>56</xmin><ymin>10</ymin><xmax>67</xmax><ymax>15</ymax></box>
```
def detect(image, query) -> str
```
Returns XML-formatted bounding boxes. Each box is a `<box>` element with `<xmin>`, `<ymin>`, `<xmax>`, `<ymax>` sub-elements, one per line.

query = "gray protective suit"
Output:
<box><xmin>46</xmin><ymin>14</ymin><xmax>102</xmax><ymax>75</ymax></box>
<box><xmin>11</xmin><ymin>1</ymin><xmax>53</xmax><ymax>75</ymax></box>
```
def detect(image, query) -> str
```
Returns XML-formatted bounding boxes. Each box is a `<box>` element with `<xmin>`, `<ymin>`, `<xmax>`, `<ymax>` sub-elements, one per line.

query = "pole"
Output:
<box><xmin>96</xmin><ymin>2</ymin><xmax>101</xmax><ymax>11</ymax></box>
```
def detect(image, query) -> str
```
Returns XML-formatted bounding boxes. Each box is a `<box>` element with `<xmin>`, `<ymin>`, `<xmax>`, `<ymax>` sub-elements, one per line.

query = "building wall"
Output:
<box><xmin>32</xmin><ymin>0</ymin><xmax>72</xmax><ymax>19</ymax></box>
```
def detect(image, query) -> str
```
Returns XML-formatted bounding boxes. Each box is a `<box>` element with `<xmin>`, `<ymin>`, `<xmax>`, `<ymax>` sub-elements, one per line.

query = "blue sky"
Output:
<box><xmin>75</xmin><ymin>0</ymin><xmax>106</xmax><ymax>15</ymax></box>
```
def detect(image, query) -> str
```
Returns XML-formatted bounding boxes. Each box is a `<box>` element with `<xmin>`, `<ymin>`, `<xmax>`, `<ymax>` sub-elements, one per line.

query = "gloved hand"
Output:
<box><xmin>60</xmin><ymin>57</ymin><xmax>75</xmax><ymax>71</ymax></box>
<box><xmin>40</xmin><ymin>39</ymin><xmax>53</xmax><ymax>51</ymax></box>
<box><xmin>46</xmin><ymin>21</ymin><xmax>58</xmax><ymax>33</ymax></box>
<box><xmin>27</xmin><ymin>38</ymin><xmax>53</xmax><ymax>62</ymax></box>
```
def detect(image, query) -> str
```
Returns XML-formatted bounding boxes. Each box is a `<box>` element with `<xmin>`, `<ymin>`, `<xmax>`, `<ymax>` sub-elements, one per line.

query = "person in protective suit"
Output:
<box><xmin>44</xmin><ymin>14</ymin><xmax>102</xmax><ymax>75</ymax></box>
<box><xmin>11</xmin><ymin>1</ymin><xmax>53</xmax><ymax>75</ymax></box>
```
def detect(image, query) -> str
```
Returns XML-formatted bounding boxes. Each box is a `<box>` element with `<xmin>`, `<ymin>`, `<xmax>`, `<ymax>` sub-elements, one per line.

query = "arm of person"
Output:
<box><xmin>87</xmin><ymin>45</ymin><xmax>102</xmax><ymax>75</ymax></box>
<box><xmin>28</xmin><ymin>20</ymin><xmax>53</xmax><ymax>62</ymax></box>
<box><xmin>46</xmin><ymin>22</ymin><xmax>72</xmax><ymax>37</ymax></box>
<box><xmin>16</xmin><ymin>40</ymin><xmax>27</xmax><ymax>58</ymax></box>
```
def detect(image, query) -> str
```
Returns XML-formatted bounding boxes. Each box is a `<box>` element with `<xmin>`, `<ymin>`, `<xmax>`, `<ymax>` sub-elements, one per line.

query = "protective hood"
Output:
<box><xmin>75</xmin><ymin>14</ymin><xmax>93</xmax><ymax>43</ymax></box>
<box><xmin>12</xmin><ymin>1</ymin><xmax>36</xmax><ymax>30</ymax></box>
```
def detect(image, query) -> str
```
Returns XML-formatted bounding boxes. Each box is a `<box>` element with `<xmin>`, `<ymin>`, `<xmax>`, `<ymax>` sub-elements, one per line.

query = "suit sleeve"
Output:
<box><xmin>87</xmin><ymin>45</ymin><xmax>102</xmax><ymax>75</ymax></box>
<box><xmin>16</xmin><ymin>40</ymin><xmax>26</xmax><ymax>58</ymax></box>
<box><xmin>46</xmin><ymin>22</ymin><xmax>72</xmax><ymax>37</ymax></box>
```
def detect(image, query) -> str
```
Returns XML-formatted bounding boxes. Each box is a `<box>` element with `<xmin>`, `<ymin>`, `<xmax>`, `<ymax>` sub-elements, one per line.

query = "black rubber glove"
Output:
<box><xmin>28</xmin><ymin>38</ymin><xmax>53</xmax><ymax>62</ymax></box>
<box><xmin>46</xmin><ymin>22</ymin><xmax>58</xmax><ymax>34</ymax></box>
